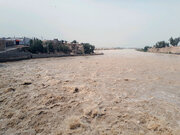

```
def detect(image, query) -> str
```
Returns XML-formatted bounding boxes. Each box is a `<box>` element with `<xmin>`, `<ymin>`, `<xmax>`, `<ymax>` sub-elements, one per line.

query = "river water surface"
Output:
<box><xmin>0</xmin><ymin>49</ymin><xmax>180</xmax><ymax>135</ymax></box>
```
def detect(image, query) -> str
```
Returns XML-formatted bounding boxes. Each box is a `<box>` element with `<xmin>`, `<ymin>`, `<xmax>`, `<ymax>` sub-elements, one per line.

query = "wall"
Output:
<box><xmin>0</xmin><ymin>40</ymin><xmax>6</xmax><ymax>51</ymax></box>
<box><xmin>0</xmin><ymin>49</ymin><xmax>32</xmax><ymax>62</ymax></box>
<box><xmin>0</xmin><ymin>49</ymin><xmax>103</xmax><ymax>62</ymax></box>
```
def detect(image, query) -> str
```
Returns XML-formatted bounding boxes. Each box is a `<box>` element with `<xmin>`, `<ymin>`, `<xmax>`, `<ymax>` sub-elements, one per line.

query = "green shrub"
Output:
<box><xmin>57</xmin><ymin>45</ymin><xmax>70</xmax><ymax>53</ymax></box>
<box><xmin>29</xmin><ymin>38</ymin><xmax>44</xmax><ymax>53</ymax></box>
<box><xmin>43</xmin><ymin>46</ymin><xmax>48</xmax><ymax>53</ymax></box>
<box><xmin>143</xmin><ymin>46</ymin><xmax>151</xmax><ymax>52</ymax></box>
<box><xmin>48</xmin><ymin>42</ymin><xmax>54</xmax><ymax>53</ymax></box>
<box><xmin>82</xmin><ymin>43</ymin><xmax>95</xmax><ymax>54</ymax></box>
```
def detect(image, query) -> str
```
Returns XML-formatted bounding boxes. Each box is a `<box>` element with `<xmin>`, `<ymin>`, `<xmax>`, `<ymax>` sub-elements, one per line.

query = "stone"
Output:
<box><xmin>73</xmin><ymin>87</ymin><xmax>79</xmax><ymax>93</ymax></box>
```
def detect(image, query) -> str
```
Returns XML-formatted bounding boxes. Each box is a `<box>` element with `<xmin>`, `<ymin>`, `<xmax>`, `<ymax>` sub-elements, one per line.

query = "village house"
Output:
<box><xmin>2</xmin><ymin>37</ymin><xmax>31</xmax><ymax>46</ymax></box>
<box><xmin>67</xmin><ymin>43</ymin><xmax>84</xmax><ymax>54</ymax></box>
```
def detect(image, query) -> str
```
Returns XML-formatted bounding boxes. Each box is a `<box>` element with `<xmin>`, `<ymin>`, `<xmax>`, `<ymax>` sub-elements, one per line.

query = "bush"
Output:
<box><xmin>82</xmin><ymin>43</ymin><xmax>95</xmax><ymax>54</ymax></box>
<box><xmin>43</xmin><ymin>46</ymin><xmax>48</xmax><ymax>53</ymax></box>
<box><xmin>47</xmin><ymin>42</ymin><xmax>54</xmax><ymax>53</ymax></box>
<box><xmin>57</xmin><ymin>45</ymin><xmax>71</xmax><ymax>53</ymax></box>
<box><xmin>29</xmin><ymin>38</ymin><xmax>44</xmax><ymax>53</ymax></box>
<box><xmin>143</xmin><ymin>46</ymin><xmax>151</xmax><ymax>52</ymax></box>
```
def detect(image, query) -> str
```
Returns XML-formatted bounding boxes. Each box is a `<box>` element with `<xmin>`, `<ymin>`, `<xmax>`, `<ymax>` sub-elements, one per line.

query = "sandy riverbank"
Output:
<box><xmin>148</xmin><ymin>46</ymin><xmax>180</xmax><ymax>54</ymax></box>
<box><xmin>0</xmin><ymin>49</ymin><xmax>180</xmax><ymax>135</ymax></box>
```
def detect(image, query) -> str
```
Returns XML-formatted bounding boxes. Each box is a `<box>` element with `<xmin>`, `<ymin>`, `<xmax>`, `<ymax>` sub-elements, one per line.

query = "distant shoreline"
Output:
<box><xmin>137</xmin><ymin>46</ymin><xmax>180</xmax><ymax>55</ymax></box>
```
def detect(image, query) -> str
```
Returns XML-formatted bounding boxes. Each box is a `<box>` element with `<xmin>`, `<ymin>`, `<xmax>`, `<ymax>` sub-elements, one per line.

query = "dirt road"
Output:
<box><xmin>0</xmin><ymin>49</ymin><xmax>180</xmax><ymax>135</ymax></box>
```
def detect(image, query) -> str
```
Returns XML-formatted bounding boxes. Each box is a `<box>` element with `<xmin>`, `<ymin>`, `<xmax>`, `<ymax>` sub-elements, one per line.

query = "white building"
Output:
<box><xmin>2</xmin><ymin>37</ymin><xmax>31</xmax><ymax>46</ymax></box>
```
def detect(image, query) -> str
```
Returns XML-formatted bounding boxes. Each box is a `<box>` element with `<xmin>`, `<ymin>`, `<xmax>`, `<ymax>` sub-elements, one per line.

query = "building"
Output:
<box><xmin>13</xmin><ymin>37</ymin><xmax>31</xmax><ymax>45</ymax></box>
<box><xmin>67</xmin><ymin>43</ymin><xmax>84</xmax><ymax>54</ymax></box>
<box><xmin>2</xmin><ymin>37</ymin><xmax>31</xmax><ymax>46</ymax></box>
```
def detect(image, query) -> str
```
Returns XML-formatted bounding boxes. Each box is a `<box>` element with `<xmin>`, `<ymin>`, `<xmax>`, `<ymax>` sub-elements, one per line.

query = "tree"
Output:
<box><xmin>29</xmin><ymin>39</ymin><xmax>33</xmax><ymax>45</ymax></box>
<box><xmin>71</xmin><ymin>40</ymin><xmax>78</xmax><ymax>44</ymax></box>
<box><xmin>169</xmin><ymin>37</ymin><xmax>180</xmax><ymax>46</ymax></box>
<box><xmin>29</xmin><ymin>38</ymin><xmax>44</xmax><ymax>53</ymax></box>
<box><xmin>82</xmin><ymin>43</ymin><xmax>95</xmax><ymax>54</ymax></box>
<box><xmin>154</xmin><ymin>41</ymin><xmax>169</xmax><ymax>48</ymax></box>
<box><xmin>48</xmin><ymin>42</ymin><xmax>54</xmax><ymax>53</ymax></box>
<box><xmin>57</xmin><ymin>44</ymin><xmax>70</xmax><ymax>53</ymax></box>
<box><xmin>60</xmin><ymin>40</ymin><xmax>64</xmax><ymax>44</ymax></box>
<box><xmin>143</xmin><ymin>46</ymin><xmax>151</xmax><ymax>52</ymax></box>
<box><xmin>43</xmin><ymin>46</ymin><xmax>48</xmax><ymax>53</ymax></box>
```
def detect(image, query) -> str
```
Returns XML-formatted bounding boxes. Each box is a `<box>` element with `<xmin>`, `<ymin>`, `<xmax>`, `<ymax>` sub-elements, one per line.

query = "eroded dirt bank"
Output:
<box><xmin>148</xmin><ymin>46</ymin><xmax>180</xmax><ymax>54</ymax></box>
<box><xmin>0</xmin><ymin>50</ymin><xmax>180</xmax><ymax>135</ymax></box>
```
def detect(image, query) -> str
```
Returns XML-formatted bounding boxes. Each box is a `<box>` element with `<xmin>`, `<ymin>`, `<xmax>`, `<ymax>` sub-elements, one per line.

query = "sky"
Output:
<box><xmin>0</xmin><ymin>0</ymin><xmax>180</xmax><ymax>48</ymax></box>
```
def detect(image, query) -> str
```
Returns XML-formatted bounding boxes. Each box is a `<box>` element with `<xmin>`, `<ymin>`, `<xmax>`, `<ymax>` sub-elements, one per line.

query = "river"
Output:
<box><xmin>0</xmin><ymin>49</ymin><xmax>180</xmax><ymax>134</ymax></box>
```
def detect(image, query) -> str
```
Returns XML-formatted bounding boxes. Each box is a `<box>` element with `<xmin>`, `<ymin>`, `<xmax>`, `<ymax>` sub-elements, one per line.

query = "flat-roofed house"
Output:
<box><xmin>3</xmin><ymin>37</ymin><xmax>31</xmax><ymax>46</ymax></box>
<box><xmin>14</xmin><ymin>37</ymin><xmax>31</xmax><ymax>45</ymax></box>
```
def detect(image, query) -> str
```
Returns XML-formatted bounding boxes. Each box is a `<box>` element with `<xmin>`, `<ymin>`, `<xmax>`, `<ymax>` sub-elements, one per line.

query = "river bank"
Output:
<box><xmin>0</xmin><ymin>49</ymin><xmax>103</xmax><ymax>62</ymax></box>
<box><xmin>148</xmin><ymin>46</ymin><xmax>180</xmax><ymax>55</ymax></box>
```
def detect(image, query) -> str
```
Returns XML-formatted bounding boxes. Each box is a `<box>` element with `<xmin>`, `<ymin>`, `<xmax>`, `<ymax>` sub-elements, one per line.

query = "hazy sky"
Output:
<box><xmin>0</xmin><ymin>0</ymin><xmax>180</xmax><ymax>48</ymax></box>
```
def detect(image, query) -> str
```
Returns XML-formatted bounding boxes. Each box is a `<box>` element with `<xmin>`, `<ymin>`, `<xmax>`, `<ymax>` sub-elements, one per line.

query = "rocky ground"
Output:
<box><xmin>0</xmin><ymin>49</ymin><xmax>180</xmax><ymax>135</ymax></box>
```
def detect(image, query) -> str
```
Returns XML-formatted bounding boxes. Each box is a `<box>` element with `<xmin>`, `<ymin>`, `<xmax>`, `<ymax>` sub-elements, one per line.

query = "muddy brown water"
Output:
<box><xmin>0</xmin><ymin>49</ymin><xmax>180</xmax><ymax>135</ymax></box>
